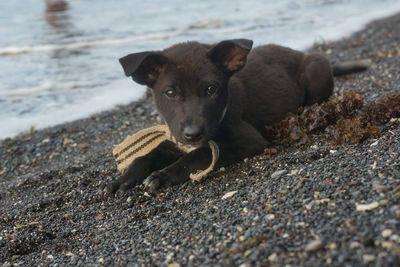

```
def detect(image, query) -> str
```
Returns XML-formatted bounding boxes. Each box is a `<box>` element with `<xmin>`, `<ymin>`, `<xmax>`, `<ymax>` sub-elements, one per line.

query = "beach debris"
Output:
<box><xmin>370</xmin><ymin>140</ymin><xmax>379</xmax><ymax>146</ymax></box>
<box><xmin>305</xmin><ymin>239</ymin><xmax>324</xmax><ymax>253</ymax></box>
<box><xmin>265</xmin><ymin>92</ymin><xmax>400</xmax><ymax>146</ymax></box>
<box><xmin>271</xmin><ymin>170</ymin><xmax>287</xmax><ymax>179</ymax></box>
<box><xmin>363</xmin><ymin>254</ymin><xmax>375</xmax><ymax>262</ymax></box>
<box><xmin>268</xmin><ymin>252</ymin><xmax>278</xmax><ymax>262</ymax></box>
<box><xmin>221</xmin><ymin>190</ymin><xmax>237</xmax><ymax>199</ymax></box>
<box><xmin>265</xmin><ymin>214</ymin><xmax>275</xmax><ymax>221</ymax></box>
<box><xmin>356</xmin><ymin>201</ymin><xmax>379</xmax><ymax>211</ymax></box>
<box><xmin>381</xmin><ymin>229</ymin><xmax>392</xmax><ymax>238</ymax></box>
<box><xmin>350</xmin><ymin>241</ymin><xmax>361</xmax><ymax>249</ymax></box>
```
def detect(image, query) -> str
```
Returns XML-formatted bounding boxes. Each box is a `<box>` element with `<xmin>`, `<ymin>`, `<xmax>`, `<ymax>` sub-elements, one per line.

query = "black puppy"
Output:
<box><xmin>108</xmin><ymin>39</ymin><xmax>363</xmax><ymax>193</ymax></box>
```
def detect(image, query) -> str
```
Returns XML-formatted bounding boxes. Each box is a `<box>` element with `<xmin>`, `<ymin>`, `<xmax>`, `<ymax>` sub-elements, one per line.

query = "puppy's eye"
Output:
<box><xmin>165</xmin><ymin>88</ymin><xmax>177</xmax><ymax>98</ymax></box>
<box><xmin>206</xmin><ymin>84</ymin><xmax>218</xmax><ymax>96</ymax></box>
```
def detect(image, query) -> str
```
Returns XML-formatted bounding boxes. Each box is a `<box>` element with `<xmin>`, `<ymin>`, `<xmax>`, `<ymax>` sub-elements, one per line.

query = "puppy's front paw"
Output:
<box><xmin>143</xmin><ymin>168</ymin><xmax>190</xmax><ymax>192</ymax></box>
<box><xmin>143</xmin><ymin>171</ymin><xmax>165</xmax><ymax>192</ymax></box>
<box><xmin>105</xmin><ymin>173</ymin><xmax>145</xmax><ymax>196</ymax></box>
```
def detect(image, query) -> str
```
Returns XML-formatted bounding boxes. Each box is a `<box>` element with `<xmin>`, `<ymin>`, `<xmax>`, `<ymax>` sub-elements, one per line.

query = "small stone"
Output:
<box><xmin>329</xmin><ymin>150</ymin><xmax>337</xmax><ymax>154</ymax></box>
<box><xmin>144</xmin><ymin>192</ymin><xmax>151</xmax><ymax>197</ymax></box>
<box><xmin>268</xmin><ymin>252</ymin><xmax>277</xmax><ymax>262</ymax></box>
<box><xmin>244</xmin><ymin>249</ymin><xmax>252</xmax><ymax>257</ymax></box>
<box><xmin>396</xmin><ymin>209</ymin><xmax>400</xmax><ymax>217</ymax></box>
<box><xmin>329</xmin><ymin>243</ymin><xmax>337</xmax><ymax>250</ymax></box>
<box><xmin>65</xmin><ymin>252</ymin><xmax>75</xmax><ymax>257</ymax></box>
<box><xmin>381</xmin><ymin>241</ymin><xmax>394</xmax><ymax>248</ymax></box>
<box><xmin>98</xmin><ymin>258</ymin><xmax>104</xmax><ymax>263</ymax></box>
<box><xmin>266</xmin><ymin>214</ymin><xmax>275</xmax><ymax>220</ymax></box>
<box><xmin>126</xmin><ymin>196</ymin><xmax>132</xmax><ymax>203</ymax></box>
<box><xmin>378</xmin><ymin>199</ymin><xmax>389</xmax><ymax>206</ymax></box>
<box><xmin>363</xmin><ymin>254</ymin><xmax>375</xmax><ymax>262</ymax></box>
<box><xmin>166</xmin><ymin>252</ymin><xmax>174</xmax><ymax>261</ymax></box>
<box><xmin>239</xmin><ymin>236</ymin><xmax>246</xmax><ymax>242</ymax></box>
<box><xmin>271</xmin><ymin>170</ymin><xmax>287</xmax><ymax>179</ymax></box>
<box><xmin>370</xmin><ymin>161</ymin><xmax>377</xmax><ymax>169</ymax></box>
<box><xmin>188</xmin><ymin>255</ymin><xmax>195</xmax><ymax>261</ymax></box>
<box><xmin>356</xmin><ymin>201</ymin><xmax>379</xmax><ymax>211</ymax></box>
<box><xmin>80</xmin><ymin>143</ymin><xmax>89</xmax><ymax>149</ymax></box>
<box><xmin>318</xmin><ymin>198</ymin><xmax>330</xmax><ymax>204</ymax></box>
<box><xmin>270</xmin><ymin>148</ymin><xmax>277</xmax><ymax>154</ymax></box>
<box><xmin>168</xmin><ymin>263</ymin><xmax>180</xmax><ymax>267</ymax></box>
<box><xmin>370</xmin><ymin>140</ymin><xmax>379</xmax><ymax>146</ymax></box>
<box><xmin>305</xmin><ymin>240</ymin><xmax>323</xmax><ymax>253</ymax></box>
<box><xmin>350</xmin><ymin>241</ymin><xmax>361</xmax><ymax>249</ymax></box>
<box><xmin>381</xmin><ymin>229</ymin><xmax>392</xmax><ymax>238</ymax></box>
<box><xmin>237</xmin><ymin>226</ymin><xmax>243</xmax><ymax>232</ymax></box>
<box><xmin>47</xmin><ymin>255</ymin><xmax>54</xmax><ymax>260</ymax></box>
<box><xmin>372</xmin><ymin>182</ymin><xmax>386</xmax><ymax>193</ymax></box>
<box><xmin>390</xmin><ymin>234</ymin><xmax>400</xmax><ymax>242</ymax></box>
<box><xmin>221</xmin><ymin>191</ymin><xmax>237</xmax><ymax>200</ymax></box>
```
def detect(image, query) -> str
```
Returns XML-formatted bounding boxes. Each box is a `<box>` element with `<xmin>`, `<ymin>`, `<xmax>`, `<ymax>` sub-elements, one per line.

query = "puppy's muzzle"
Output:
<box><xmin>183</xmin><ymin>126</ymin><xmax>204</xmax><ymax>143</ymax></box>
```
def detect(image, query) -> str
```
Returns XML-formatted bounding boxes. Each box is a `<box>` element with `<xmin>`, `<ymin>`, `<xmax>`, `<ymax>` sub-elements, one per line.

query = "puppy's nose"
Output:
<box><xmin>183</xmin><ymin>126</ymin><xmax>204</xmax><ymax>142</ymax></box>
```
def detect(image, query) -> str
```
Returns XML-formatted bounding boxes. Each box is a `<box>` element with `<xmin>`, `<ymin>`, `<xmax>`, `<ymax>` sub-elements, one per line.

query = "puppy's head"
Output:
<box><xmin>119</xmin><ymin>39</ymin><xmax>253</xmax><ymax>146</ymax></box>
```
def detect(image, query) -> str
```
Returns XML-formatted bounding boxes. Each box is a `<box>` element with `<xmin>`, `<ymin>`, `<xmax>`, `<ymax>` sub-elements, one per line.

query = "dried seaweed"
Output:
<box><xmin>363</xmin><ymin>94</ymin><xmax>400</xmax><ymax>125</ymax></box>
<box><xmin>265</xmin><ymin>92</ymin><xmax>400</xmax><ymax>146</ymax></box>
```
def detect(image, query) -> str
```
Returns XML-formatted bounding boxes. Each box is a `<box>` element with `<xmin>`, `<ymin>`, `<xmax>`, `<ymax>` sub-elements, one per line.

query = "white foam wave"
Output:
<box><xmin>0</xmin><ymin>81</ymin><xmax>88</xmax><ymax>97</ymax></box>
<box><xmin>187</xmin><ymin>18</ymin><xmax>227</xmax><ymax>29</ymax></box>
<box><xmin>0</xmin><ymin>18</ymin><xmax>252</xmax><ymax>56</ymax></box>
<box><xmin>0</xmin><ymin>30</ymin><xmax>185</xmax><ymax>56</ymax></box>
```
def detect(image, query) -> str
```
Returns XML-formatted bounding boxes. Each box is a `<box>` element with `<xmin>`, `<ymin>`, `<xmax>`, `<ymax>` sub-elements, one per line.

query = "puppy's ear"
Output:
<box><xmin>119</xmin><ymin>52</ymin><xmax>168</xmax><ymax>87</ymax></box>
<box><xmin>207</xmin><ymin>39</ymin><xmax>253</xmax><ymax>74</ymax></box>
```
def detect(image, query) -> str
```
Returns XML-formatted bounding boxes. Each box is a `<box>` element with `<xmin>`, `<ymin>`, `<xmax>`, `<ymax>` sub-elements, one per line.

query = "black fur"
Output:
<box><xmin>108</xmin><ymin>39</ymin><xmax>357</xmax><ymax>193</ymax></box>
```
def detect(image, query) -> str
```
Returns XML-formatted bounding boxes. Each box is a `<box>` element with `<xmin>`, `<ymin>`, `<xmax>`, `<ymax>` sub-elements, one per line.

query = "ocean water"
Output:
<box><xmin>1</xmin><ymin>0</ymin><xmax>400</xmax><ymax>139</ymax></box>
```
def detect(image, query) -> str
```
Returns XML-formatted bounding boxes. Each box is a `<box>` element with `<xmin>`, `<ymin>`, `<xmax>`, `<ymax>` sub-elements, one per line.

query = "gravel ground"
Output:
<box><xmin>1</xmin><ymin>13</ymin><xmax>399</xmax><ymax>266</ymax></box>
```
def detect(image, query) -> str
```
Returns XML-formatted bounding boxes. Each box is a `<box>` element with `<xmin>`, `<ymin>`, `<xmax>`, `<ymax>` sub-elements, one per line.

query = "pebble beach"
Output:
<box><xmin>1</xmin><ymin>13</ymin><xmax>400</xmax><ymax>266</ymax></box>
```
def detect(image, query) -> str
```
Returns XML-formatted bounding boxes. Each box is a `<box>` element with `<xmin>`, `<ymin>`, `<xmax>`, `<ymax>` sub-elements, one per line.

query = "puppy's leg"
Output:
<box><xmin>106</xmin><ymin>141</ymin><xmax>183</xmax><ymax>194</ymax></box>
<box><xmin>144</xmin><ymin>121</ymin><xmax>268</xmax><ymax>191</ymax></box>
<box><xmin>217</xmin><ymin>121</ymin><xmax>268</xmax><ymax>166</ymax></box>
<box><xmin>299</xmin><ymin>54</ymin><xmax>334</xmax><ymax>105</ymax></box>
<box><xmin>143</xmin><ymin>146</ymin><xmax>211</xmax><ymax>191</ymax></box>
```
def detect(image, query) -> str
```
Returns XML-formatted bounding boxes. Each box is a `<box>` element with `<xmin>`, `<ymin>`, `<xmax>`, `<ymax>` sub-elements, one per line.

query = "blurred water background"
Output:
<box><xmin>1</xmin><ymin>0</ymin><xmax>400</xmax><ymax>139</ymax></box>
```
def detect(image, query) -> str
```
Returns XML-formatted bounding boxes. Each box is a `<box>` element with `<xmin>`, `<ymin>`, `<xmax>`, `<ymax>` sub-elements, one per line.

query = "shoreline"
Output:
<box><xmin>1</xmin><ymin>13</ymin><xmax>400</xmax><ymax>266</ymax></box>
<box><xmin>3</xmin><ymin>7</ymin><xmax>400</xmax><ymax>141</ymax></box>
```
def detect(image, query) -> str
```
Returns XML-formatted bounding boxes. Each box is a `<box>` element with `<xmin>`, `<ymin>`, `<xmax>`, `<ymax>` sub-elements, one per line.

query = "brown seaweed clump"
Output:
<box><xmin>265</xmin><ymin>92</ymin><xmax>400</xmax><ymax>146</ymax></box>
<box><xmin>363</xmin><ymin>94</ymin><xmax>400</xmax><ymax>125</ymax></box>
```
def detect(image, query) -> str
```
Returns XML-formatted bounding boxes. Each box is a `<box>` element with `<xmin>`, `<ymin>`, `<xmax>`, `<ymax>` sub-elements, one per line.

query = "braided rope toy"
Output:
<box><xmin>113</xmin><ymin>125</ymin><xmax>219</xmax><ymax>181</ymax></box>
